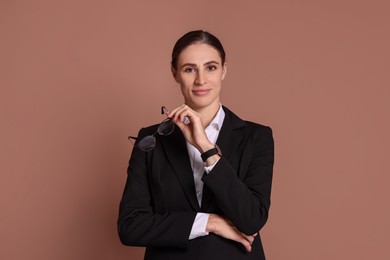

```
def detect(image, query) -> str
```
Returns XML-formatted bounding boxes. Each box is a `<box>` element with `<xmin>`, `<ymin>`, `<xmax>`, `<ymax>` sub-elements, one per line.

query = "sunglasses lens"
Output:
<box><xmin>157</xmin><ymin>119</ymin><xmax>174</xmax><ymax>136</ymax></box>
<box><xmin>137</xmin><ymin>135</ymin><xmax>156</xmax><ymax>152</ymax></box>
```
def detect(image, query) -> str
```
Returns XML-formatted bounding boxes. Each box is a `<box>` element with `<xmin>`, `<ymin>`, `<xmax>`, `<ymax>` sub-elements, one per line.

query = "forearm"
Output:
<box><xmin>202</xmin><ymin>159</ymin><xmax>269</xmax><ymax>234</ymax></box>
<box><xmin>118</xmin><ymin>206</ymin><xmax>196</xmax><ymax>248</ymax></box>
<box><xmin>202</xmin><ymin>127</ymin><xmax>274</xmax><ymax>234</ymax></box>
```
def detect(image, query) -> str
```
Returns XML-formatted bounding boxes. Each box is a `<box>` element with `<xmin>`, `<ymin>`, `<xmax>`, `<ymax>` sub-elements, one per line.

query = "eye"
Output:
<box><xmin>206</xmin><ymin>65</ymin><xmax>217</xmax><ymax>71</ymax></box>
<box><xmin>183</xmin><ymin>66</ymin><xmax>196</xmax><ymax>73</ymax></box>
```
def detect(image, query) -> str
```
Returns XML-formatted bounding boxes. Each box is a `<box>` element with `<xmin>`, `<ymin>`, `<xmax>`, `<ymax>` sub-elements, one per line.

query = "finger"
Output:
<box><xmin>179</xmin><ymin>110</ymin><xmax>192</xmax><ymax>124</ymax></box>
<box><xmin>230</xmin><ymin>227</ymin><xmax>254</xmax><ymax>249</ymax></box>
<box><xmin>229</xmin><ymin>230</ymin><xmax>252</xmax><ymax>252</ymax></box>
<box><xmin>171</xmin><ymin>105</ymin><xmax>190</xmax><ymax>123</ymax></box>
<box><xmin>175</xmin><ymin>107</ymin><xmax>198</xmax><ymax>125</ymax></box>
<box><xmin>167</xmin><ymin>104</ymin><xmax>186</xmax><ymax>119</ymax></box>
<box><xmin>242</xmin><ymin>233</ymin><xmax>255</xmax><ymax>245</ymax></box>
<box><xmin>225</xmin><ymin>219</ymin><xmax>234</xmax><ymax>225</ymax></box>
<box><xmin>173</xmin><ymin>118</ymin><xmax>185</xmax><ymax>130</ymax></box>
<box><xmin>173</xmin><ymin>113</ymin><xmax>191</xmax><ymax>133</ymax></box>
<box><xmin>240</xmin><ymin>238</ymin><xmax>252</xmax><ymax>252</ymax></box>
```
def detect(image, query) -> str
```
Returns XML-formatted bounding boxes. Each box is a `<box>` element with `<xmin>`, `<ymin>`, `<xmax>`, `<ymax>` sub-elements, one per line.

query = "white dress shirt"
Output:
<box><xmin>188</xmin><ymin>105</ymin><xmax>225</xmax><ymax>239</ymax></box>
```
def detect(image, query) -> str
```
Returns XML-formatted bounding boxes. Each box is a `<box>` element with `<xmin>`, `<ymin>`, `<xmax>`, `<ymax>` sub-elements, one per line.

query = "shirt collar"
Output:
<box><xmin>207</xmin><ymin>104</ymin><xmax>225</xmax><ymax>132</ymax></box>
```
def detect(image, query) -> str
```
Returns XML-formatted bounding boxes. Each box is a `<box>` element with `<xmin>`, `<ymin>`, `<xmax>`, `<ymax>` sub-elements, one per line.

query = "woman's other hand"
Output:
<box><xmin>206</xmin><ymin>214</ymin><xmax>258</xmax><ymax>253</ymax></box>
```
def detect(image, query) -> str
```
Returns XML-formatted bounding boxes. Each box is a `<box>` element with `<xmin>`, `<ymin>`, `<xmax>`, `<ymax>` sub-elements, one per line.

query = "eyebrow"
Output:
<box><xmin>180</xmin><ymin>60</ymin><xmax>220</xmax><ymax>69</ymax></box>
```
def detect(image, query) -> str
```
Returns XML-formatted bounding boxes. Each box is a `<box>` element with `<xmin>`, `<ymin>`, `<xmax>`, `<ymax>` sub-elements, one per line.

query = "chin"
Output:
<box><xmin>186</xmin><ymin>98</ymin><xmax>218</xmax><ymax>111</ymax></box>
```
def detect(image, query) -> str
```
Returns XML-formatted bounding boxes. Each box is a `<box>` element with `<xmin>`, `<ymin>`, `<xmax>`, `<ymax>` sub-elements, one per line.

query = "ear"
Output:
<box><xmin>171</xmin><ymin>67</ymin><xmax>179</xmax><ymax>83</ymax></box>
<box><xmin>221</xmin><ymin>62</ymin><xmax>227</xmax><ymax>80</ymax></box>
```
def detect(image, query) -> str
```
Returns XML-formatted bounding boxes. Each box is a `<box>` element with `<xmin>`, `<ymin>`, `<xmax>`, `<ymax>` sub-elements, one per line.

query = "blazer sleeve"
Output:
<box><xmin>117</xmin><ymin>128</ymin><xmax>197</xmax><ymax>249</ymax></box>
<box><xmin>202</xmin><ymin>125</ymin><xmax>274</xmax><ymax>235</ymax></box>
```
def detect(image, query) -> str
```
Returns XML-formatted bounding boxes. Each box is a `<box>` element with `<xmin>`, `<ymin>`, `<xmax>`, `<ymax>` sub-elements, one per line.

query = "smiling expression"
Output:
<box><xmin>172</xmin><ymin>43</ymin><xmax>227</xmax><ymax>111</ymax></box>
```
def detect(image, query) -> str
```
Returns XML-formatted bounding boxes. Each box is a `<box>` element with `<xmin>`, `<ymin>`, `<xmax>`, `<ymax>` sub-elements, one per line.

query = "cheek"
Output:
<box><xmin>179</xmin><ymin>84</ymin><xmax>190</xmax><ymax>94</ymax></box>
<box><xmin>179</xmin><ymin>76</ymin><xmax>193</xmax><ymax>87</ymax></box>
<box><xmin>211</xmin><ymin>74</ymin><xmax>224</xmax><ymax>85</ymax></box>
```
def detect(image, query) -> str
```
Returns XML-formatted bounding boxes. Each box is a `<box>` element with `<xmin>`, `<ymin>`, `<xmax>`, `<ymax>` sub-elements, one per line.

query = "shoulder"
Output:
<box><xmin>137</xmin><ymin>123</ymin><xmax>159</xmax><ymax>138</ymax></box>
<box><xmin>222</xmin><ymin>105</ymin><xmax>272</xmax><ymax>134</ymax></box>
<box><xmin>244</xmin><ymin>120</ymin><xmax>272</xmax><ymax>135</ymax></box>
<box><xmin>242</xmin><ymin>121</ymin><xmax>273</xmax><ymax>148</ymax></box>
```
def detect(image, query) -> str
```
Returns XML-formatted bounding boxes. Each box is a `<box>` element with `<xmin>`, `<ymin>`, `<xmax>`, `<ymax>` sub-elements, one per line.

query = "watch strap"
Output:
<box><xmin>201</xmin><ymin>145</ymin><xmax>222</xmax><ymax>162</ymax></box>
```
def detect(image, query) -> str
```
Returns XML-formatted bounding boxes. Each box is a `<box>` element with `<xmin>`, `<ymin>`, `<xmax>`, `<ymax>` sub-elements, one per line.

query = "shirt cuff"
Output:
<box><xmin>204</xmin><ymin>157</ymin><xmax>220</xmax><ymax>174</ymax></box>
<box><xmin>189</xmin><ymin>213</ymin><xmax>210</xmax><ymax>240</ymax></box>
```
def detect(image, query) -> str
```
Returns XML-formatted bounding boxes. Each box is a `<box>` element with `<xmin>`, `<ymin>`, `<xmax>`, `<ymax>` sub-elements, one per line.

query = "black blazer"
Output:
<box><xmin>118</xmin><ymin>106</ymin><xmax>274</xmax><ymax>260</ymax></box>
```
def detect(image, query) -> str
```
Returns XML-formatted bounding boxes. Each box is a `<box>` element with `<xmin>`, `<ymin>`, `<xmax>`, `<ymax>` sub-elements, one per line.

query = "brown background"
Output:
<box><xmin>1</xmin><ymin>0</ymin><xmax>389</xmax><ymax>259</ymax></box>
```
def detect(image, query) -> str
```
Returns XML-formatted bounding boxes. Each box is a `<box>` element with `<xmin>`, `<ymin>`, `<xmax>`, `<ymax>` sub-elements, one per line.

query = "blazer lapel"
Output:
<box><xmin>216</xmin><ymin>106</ymin><xmax>246</xmax><ymax>164</ymax></box>
<box><xmin>159</xmin><ymin>127</ymin><xmax>201</xmax><ymax>211</ymax></box>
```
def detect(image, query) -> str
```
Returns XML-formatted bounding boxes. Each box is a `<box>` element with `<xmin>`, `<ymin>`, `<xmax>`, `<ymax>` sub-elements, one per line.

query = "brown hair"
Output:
<box><xmin>171</xmin><ymin>30</ymin><xmax>226</xmax><ymax>69</ymax></box>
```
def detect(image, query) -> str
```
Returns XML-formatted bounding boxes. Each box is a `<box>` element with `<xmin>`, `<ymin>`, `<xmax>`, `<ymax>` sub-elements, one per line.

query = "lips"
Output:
<box><xmin>192</xmin><ymin>89</ymin><xmax>210</xmax><ymax>96</ymax></box>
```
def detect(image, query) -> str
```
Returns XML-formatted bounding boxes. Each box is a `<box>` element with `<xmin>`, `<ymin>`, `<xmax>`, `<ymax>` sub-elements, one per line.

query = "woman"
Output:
<box><xmin>118</xmin><ymin>30</ymin><xmax>274</xmax><ymax>260</ymax></box>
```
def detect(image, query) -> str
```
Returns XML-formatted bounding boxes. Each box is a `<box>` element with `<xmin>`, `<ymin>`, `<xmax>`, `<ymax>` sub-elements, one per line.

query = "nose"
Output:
<box><xmin>194</xmin><ymin>70</ymin><xmax>206</xmax><ymax>86</ymax></box>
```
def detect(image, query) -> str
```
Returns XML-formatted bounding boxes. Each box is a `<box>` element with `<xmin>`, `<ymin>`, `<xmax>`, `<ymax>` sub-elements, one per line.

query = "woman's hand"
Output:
<box><xmin>167</xmin><ymin>105</ymin><xmax>214</xmax><ymax>153</ymax></box>
<box><xmin>206</xmin><ymin>214</ymin><xmax>258</xmax><ymax>253</ymax></box>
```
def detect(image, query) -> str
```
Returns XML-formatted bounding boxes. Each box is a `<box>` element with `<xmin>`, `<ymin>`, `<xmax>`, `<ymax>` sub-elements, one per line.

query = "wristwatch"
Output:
<box><xmin>201</xmin><ymin>145</ymin><xmax>222</xmax><ymax>162</ymax></box>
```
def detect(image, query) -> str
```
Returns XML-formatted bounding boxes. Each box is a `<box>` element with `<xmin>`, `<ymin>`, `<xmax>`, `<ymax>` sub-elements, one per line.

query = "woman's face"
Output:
<box><xmin>172</xmin><ymin>43</ymin><xmax>227</xmax><ymax>111</ymax></box>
